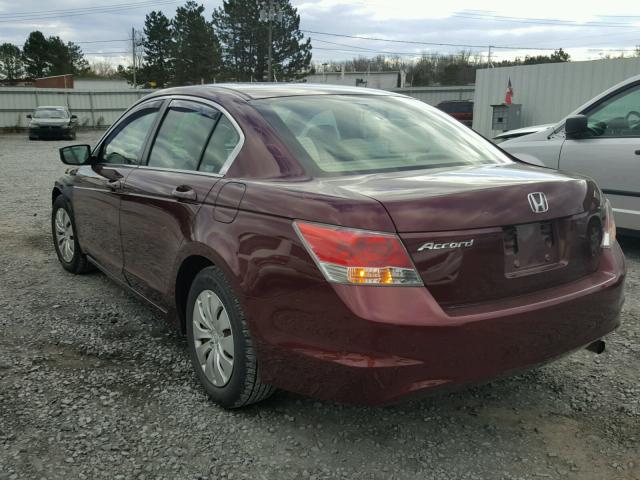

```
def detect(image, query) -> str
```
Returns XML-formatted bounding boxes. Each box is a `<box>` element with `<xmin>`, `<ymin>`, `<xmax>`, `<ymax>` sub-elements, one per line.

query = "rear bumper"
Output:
<box><xmin>246</xmin><ymin>244</ymin><xmax>625</xmax><ymax>405</ymax></box>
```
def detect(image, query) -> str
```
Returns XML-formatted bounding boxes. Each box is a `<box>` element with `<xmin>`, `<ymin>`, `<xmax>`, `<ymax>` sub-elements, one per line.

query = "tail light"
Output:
<box><xmin>293</xmin><ymin>221</ymin><xmax>423</xmax><ymax>286</ymax></box>
<box><xmin>602</xmin><ymin>199</ymin><xmax>616</xmax><ymax>248</ymax></box>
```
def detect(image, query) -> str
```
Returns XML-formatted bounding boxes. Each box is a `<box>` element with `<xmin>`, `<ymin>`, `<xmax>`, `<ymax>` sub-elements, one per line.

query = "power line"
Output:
<box><xmin>74</xmin><ymin>39</ymin><xmax>130</xmax><ymax>44</ymax></box>
<box><xmin>452</xmin><ymin>11</ymin><xmax>640</xmax><ymax>29</ymax></box>
<box><xmin>0</xmin><ymin>0</ymin><xmax>179</xmax><ymax>23</ymax></box>
<box><xmin>301</xmin><ymin>29</ymin><xmax>559</xmax><ymax>51</ymax></box>
<box><xmin>0</xmin><ymin>0</ymin><xmax>175</xmax><ymax>18</ymax></box>
<box><xmin>312</xmin><ymin>47</ymin><xmax>477</xmax><ymax>59</ymax></box>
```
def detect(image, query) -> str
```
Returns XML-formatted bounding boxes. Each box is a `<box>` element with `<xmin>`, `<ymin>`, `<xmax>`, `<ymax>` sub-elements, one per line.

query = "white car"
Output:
<box><xmin>501</xmin><ymin>74</ymin><xmax>640</xmax><ymax>233</ymax></box>
<box><xmin>493</xmin><ymin>124</ymin><xmax>554</xmax><ymax>143</ymax></box>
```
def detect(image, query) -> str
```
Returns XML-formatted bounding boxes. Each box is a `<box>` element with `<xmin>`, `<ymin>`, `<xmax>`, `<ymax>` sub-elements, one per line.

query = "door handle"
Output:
<box><xmin>635</xmin><ymin>150</ymin><xmax>640</xmax><ymax>155</ymax></box>
<box><xmin>107</xmin><ymin>179</ymin><xmax>123</xmax><ymax>190</ymax></box>
<box><xmin>171</xmin><ymin>185</ymin><xmax>197</xmax><ymax>201</ymax></box>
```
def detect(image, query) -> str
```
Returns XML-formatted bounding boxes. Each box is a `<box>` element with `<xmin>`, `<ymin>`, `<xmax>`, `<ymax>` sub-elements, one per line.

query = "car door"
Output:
<box><xmin>559</xmin><ymin>82</ymin><xmax>640</xmax><ymax>231</ymax></box>
<box><xmin>119</xmin><ymin>98</ymin><xmax>242</xmax><ymax>310</ymax></box>
<box><xmin>72</xmin><ymin>100</ymin><xmax>163</xmax><ymax>280</ymax></box>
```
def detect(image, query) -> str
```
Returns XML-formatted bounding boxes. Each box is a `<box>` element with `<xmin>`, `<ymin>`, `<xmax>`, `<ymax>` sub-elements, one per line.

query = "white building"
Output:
<box><xmin>304</xmin><ymin>71</ymin><xmax>402</xmax><ymax>90</ymax></box>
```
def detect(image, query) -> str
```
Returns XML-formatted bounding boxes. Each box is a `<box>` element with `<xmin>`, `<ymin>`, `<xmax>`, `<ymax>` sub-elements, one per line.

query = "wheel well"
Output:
<box><xmin>175</xmin><ymin>255</ymin><xmax>213</xmax><ymax>333</ymax></box>
<box><xmin>52</xmin><ymin>187</ymin><xmax>62</xmax><ymax>204</ymax></box>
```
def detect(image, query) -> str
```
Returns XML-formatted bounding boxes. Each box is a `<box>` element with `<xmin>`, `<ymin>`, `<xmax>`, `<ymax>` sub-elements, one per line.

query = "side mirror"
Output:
<box><xmin>71</xmin><ymin>115</ymin><xmax>78</xmax><ymax>120</ymax></box>
<box><xmin>26</xmin><ymin>114</ymin><xmax>32</xmax><ymax>119</ymax></box>
<box><xmin>565</xmin><ymin>115</ymin><xmax>588</xmax><ymax>139</ymax></box>
<box><xmin>59</xmin><ymin>145</ymin><xmax>91</xmax><ymax>165</ymax></box>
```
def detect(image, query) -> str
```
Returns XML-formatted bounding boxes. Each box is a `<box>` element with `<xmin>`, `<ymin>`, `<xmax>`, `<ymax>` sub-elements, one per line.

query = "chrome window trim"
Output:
<box><xmin>136</xmin><ymin>165</ymin><xmax>223</xmax><ymax>178</ymax></box>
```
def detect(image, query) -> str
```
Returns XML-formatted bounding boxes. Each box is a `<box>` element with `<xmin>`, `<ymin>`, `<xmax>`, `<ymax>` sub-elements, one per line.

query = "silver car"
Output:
<box><xmin>501</xmin><ymin>74</ymin><xmax>640</xmax><ymax>233</ymax></box>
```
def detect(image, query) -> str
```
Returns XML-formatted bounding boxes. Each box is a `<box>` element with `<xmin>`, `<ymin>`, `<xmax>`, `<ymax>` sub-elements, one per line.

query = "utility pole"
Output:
<box><xmin>487</xmin><ymin>45</ymin><xmax>493</xmax><ymax>68</ymax></box>
<box><xmin>259</xmin><ymin>1</ymin><xmax>282</xmax><ymax>82</ymax></box>
<box><xmin>132</xmin><ymin>27</ymin><xmax>137</xmax><ymax>87</ymax></box>
<box><xmin>267</xmin><ymin>8</ymin><xmax>272</xmax><ymax>82</ymax></box>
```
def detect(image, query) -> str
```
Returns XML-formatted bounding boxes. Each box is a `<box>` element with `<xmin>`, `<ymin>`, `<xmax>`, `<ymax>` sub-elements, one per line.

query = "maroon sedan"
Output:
<box><xmin>52</xmin><ymin>84</ymin><xmax>625</xmax><ymax>408</ymax></box>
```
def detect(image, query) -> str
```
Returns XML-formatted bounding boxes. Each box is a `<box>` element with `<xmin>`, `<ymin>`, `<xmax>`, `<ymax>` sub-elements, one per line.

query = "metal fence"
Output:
<box><xmin>0</xmin><ymin>88</ymin><xmax>151</xmax><ymax>129</ymax></box>
<box><xmin>0</xmin><ymin>85</ymin><xmax>476</xmax><ymax>130</ymax></box>
<box><xmin>473</xmin><ymin>57</ymin><xmax>640</xmax><ymax>137</ymax></box>
<box><xmin>391</xmin><ymin>85</ymin><xmax>475</xmax><ymax>105</ymax></box>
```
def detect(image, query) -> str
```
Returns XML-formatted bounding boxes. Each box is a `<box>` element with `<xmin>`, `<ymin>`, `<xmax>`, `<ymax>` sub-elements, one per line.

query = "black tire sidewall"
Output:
<box><xmin>51</xmin><ymin>196</ymin><xmax>84</xmax><ymax>273</ymax></box>
<box><xmin>186</xmin><ymin>266</ymin><xmax>250</xmax><ymax>408</ymax></box>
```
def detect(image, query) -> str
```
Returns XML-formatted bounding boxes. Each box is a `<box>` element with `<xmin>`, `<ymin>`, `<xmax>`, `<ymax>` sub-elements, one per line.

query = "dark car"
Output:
<box><xmin>52</xmin><ymin>84</ymin><xmax>625</xmax><ymax>408</ymax></box>
<box><xmin>28</xmin><ymin>106</ymin><xmax>77</xmax><ymax>140</ymax></box>
<box><xmin>436</xmin><ymin>100</ymin><xmax>474</xmax><ymax>127</ymax></box>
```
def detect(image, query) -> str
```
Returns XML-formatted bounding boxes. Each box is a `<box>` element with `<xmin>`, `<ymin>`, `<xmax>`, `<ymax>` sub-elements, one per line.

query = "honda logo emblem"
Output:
<box><xmin>527</xmin><ymin>192</ymin><xmax>549</xmax><ymax>213</ymax></box>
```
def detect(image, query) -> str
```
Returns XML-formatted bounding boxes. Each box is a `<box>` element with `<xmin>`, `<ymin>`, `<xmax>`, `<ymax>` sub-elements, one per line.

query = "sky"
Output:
<box><xmin>1</xmin><ymin>0</ymin><xmax>640</xmax><ymax>67</ymax></box>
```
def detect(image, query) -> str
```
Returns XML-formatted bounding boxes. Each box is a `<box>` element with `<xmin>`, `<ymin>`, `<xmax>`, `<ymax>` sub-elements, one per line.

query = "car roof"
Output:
<box><xmin>156</xmin><ymin>83</ymin><xmax>398</xmax><ymax>101</ymax></box>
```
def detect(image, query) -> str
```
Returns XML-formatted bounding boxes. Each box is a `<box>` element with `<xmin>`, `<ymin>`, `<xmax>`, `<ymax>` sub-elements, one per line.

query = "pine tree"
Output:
<box><xmin>22</xmin><ymin>31</ymin><xmax>50</xmax><ymax>78</ymax></box>
<box><xmin>213</xmin><ymin>0</ymin><xmax>312</xmax><ymax>82</ymax></box>
<box><xmin>47</xmin><ymin>37</ymin><xmax>89</xmax><ymax>76</ymax></box>
<box><xmin>0</xmin><ymin>43</ymin><xmax>24</xmax><ymax>80</ymax></box>
<box><xmin>22</xmin><ymin>31</ymin><xmax>88</xmax><ymax>78</ymax></box>
<box><xmin>172</xmin><ymin>1</ymin><xmax>221</xmax><ymax>85</ymax></box>
<box><xmin>142</xmin><ymin>11</ymin><xmax>174</xmax><ymax>87</ymax></box>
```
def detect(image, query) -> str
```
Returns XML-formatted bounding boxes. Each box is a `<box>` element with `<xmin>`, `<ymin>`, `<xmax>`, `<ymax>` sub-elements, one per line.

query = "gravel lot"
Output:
<box><xmin>0</xmin><ymin>131</ymin><xmax>638</xmax><ymax>480</ymax></box>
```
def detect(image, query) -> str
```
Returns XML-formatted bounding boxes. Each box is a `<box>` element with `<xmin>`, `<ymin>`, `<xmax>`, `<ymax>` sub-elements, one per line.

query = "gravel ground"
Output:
<box><xmin>0</xmin><ymin>131</ymin><xmax>638</xmax><ymax>480</ymax></box>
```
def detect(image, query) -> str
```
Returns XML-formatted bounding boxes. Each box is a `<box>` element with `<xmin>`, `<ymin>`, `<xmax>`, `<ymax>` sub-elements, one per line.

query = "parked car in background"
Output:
<box><xmin>52</xmin><ymin>84</ymin><xmax>624</xmax><ymax>408</ymax></box>
<box><xmin>501</xmin><ymin>75</ymin><xmax>640</xmax><ymax>233</ymax></box>
<box><xmin>28</xmin><ymin>106</ymin><xmax>77</xmax><ymax>140</ymax></box>
<box><xmin>435</xmin><ymin>100</ymin><xmax>473</xmax><ymax>126</ymax></box>
<box><xmin>493</xmin><ymin>124</ymin><xmax>553</xmax><ymax>143</ymax></box>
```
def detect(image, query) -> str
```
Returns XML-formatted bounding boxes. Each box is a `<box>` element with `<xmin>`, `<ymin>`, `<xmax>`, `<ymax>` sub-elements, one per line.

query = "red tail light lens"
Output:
<box><xmin>293</xmin><ymin>221</ymin><xmax>422</xmax><ymax>286</ymax></box>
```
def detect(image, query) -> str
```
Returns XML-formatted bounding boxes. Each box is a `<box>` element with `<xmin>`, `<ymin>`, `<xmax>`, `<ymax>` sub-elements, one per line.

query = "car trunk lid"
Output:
<box><xmin>334</xmin><ymin>163</ymin><xmax>603</xmax><ymax>308</ymax></box>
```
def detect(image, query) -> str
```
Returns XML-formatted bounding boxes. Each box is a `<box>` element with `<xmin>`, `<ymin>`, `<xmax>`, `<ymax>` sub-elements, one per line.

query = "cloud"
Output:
<box><xmin>0</xmin><ymin>0</ymin><xmax>638</xmax><ymax>66</ymax></box>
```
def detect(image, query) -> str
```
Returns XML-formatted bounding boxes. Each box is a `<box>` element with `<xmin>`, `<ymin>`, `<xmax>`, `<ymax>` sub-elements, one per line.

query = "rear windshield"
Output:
<box><xmin>34</xmin><ymin>108</ymin><xmax>69</xmax><ymax>119</ymax></box>
<box><xmin>253</xmin><ymin>95</ymin><xmax>508</xmax><ymax>176</ymax></box>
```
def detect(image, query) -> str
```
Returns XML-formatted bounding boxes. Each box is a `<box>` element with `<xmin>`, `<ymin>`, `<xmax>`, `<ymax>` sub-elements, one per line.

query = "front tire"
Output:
<box><xmin>52</xmin><ymin>195</ymin><xmax>91</xmax><ymax>274</ymax></box>
<box><xmin>186</xmin><ymin>266</ymin><xmax>274</xmax><ymax>408</ymax></box>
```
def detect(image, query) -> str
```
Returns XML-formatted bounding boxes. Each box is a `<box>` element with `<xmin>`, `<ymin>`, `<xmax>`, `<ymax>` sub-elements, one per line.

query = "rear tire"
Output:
<box><xmin>52</xmin><ymin>195</ymin><xmax>92</xmax><ymax>274</ymax></box>
<box><xmin>186</xmin><ymin>266</ymin><xmax>275</xmax><ymax>408</ymax></box>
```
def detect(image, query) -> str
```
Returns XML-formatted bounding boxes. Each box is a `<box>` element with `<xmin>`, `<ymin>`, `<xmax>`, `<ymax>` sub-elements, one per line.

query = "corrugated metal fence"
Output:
<box><xmin>391</xmin><ymin>85</ymin><xmax>475</xmax><ymax>105</ymax></box>
<box><xmin>0</xmin><ymin>85</ymin><xmax>474</xmax><ymax>129</ymax></box>
<box><xmin>473</xmin><ymin>57</ymin><xmax>640</xmax><ymax>137</ymax></box>
<box><xmin>0</xmin><ymin>88</ymin><xmax>151</xmax><ymax>129</ymax></box>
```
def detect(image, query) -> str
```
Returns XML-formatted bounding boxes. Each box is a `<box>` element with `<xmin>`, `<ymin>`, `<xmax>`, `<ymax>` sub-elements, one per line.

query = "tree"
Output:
<box><xmin>213</xmin><ymin>0</ymin><xmax>312</xmax><ymax>82</ymax></box>
<box><xmin>22</xmin><ymin>31</ymin><xmax>50</xmax><ymax>78</ymax></box>
<box><xmin>47</xmin><ymin>37</ymin><xmax>89</xmax><ymax>76</ymax></box>
<box><xmin>22</xmin><ymin>31</ymin><xmax>88</xmax><ymax>78</ymax></box>
<box><xmin>522</xmin><ymin>48</ymin><xmax>570</xmax><ymax>65</ymax></box>
<box><xmin>172</xmin><ymin>1</ymin><xmax>221</xmax><ymax>85</ymax></box>
<box><xmin>142</xmin><ymin>10</ymin><xmax>174</xmax><ymax>87</ymax></box>
<box><xmin>85</xmin><ymin>61</ymin><xmax>118</xmax><ymax>78</ymax></box>
<box><xmin>0</xmin><ymin>43</ymin><xmax>24</xmax><ymax>80</ymax></box>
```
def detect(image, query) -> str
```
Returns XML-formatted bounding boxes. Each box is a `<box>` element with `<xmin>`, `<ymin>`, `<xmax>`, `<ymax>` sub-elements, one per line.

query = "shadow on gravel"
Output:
<box><xmin>618</xmin><ymin>234</ymin><xmax>640</xmax><ymax>258</ymax></box>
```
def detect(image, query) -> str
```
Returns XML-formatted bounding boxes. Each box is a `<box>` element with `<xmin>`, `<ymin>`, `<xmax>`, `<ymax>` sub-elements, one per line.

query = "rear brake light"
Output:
<box><xmin>293</xmin><ymin>221</ymin><xmax>422</xmax><ymax>286</ymax></box>
<box><xmin>602</xmin><ymin>199</ymin><xmax>616</xmax><ymax>248</ymax></box>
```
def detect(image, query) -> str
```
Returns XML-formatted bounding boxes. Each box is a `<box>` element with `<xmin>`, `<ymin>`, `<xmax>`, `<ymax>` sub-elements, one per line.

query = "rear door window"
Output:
<box><xmin>199</xmin><ymin>116</ymin><xmax>241</xmax><ymax>174</ymax></box>
<box><xmin>147</xmin><ymin>100</ymin><xmax>220</xmax><ymax>171</ymax></box>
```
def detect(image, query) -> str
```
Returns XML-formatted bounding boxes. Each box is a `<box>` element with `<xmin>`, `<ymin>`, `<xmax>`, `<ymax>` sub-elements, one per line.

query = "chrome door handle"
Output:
<box><xmin>171</xmin><ymin>186</ymin><xmax>197</xmax><ymax>201</ymax></box>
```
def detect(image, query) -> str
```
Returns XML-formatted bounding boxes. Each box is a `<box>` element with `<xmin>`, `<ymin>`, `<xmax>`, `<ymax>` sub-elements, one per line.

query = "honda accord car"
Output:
<box><xmin>52</xmin><ymin>84</ymin><xmax>625</xmax><ymax>408</ymax></box>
